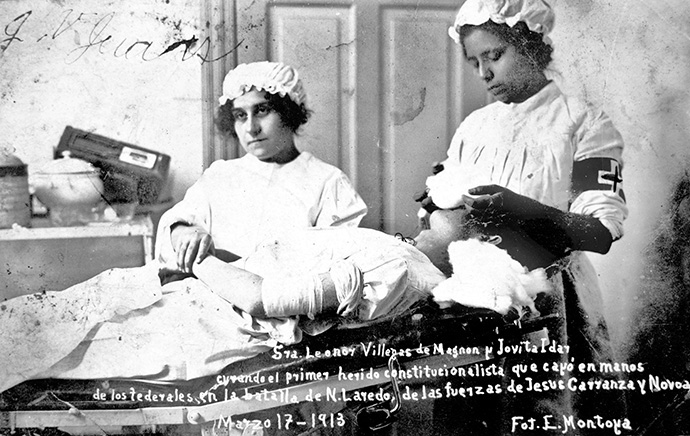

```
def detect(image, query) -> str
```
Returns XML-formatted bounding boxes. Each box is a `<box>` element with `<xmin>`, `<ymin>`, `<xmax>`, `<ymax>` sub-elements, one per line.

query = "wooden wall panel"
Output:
<box><xmin>266</xmin><ymin>5</ymin><xmax>356</xmax><ymax>172</ymax></box>
<box><xmin>379</xmin><ymin>5</ymin><xmax>463</xmax><ymax>234</ymax></box>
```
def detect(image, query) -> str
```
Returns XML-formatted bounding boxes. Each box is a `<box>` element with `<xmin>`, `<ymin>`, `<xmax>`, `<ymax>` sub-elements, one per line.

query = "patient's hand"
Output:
<box><xmin>170</xmin><ymin>224</ymin><xmax>216</xmax><ymax>273</ymax></box>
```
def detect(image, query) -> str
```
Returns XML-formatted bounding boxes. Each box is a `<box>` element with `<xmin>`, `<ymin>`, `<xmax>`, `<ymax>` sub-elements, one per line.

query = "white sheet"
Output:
<box><xmin>1</xmin><ymin>228</ymin><xmax>446</xmax><ymax>392</ymax></box>
<box><xmin>0</xmin><ymin>263</ymin><xmax>162</xmax><ymax>392</ymax></box>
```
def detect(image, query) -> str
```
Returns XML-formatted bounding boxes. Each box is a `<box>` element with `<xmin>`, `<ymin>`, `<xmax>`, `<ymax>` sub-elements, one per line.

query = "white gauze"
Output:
<box><xmin>261</xmin><ymin>260</ymin><xmax>364</xmax><ymax>319</ymax></box>
<box><xmin>432</xmin><ymin>239</ymin><xmax>552</xmax><ymax>316</ymax></box>
<box><xmin>329</xmin><ymin>259</ymin><xmax>364</xmax><ymax>318</ymax></box>
<box><xmin>262</xmin><ymin>274</ymin><xmax>324</xmax><ymax>319</ymax></box>
<box><xmin>426</xmin><ymin>165</ymin><xmax>493</xmax><ymax>209</ymax></box>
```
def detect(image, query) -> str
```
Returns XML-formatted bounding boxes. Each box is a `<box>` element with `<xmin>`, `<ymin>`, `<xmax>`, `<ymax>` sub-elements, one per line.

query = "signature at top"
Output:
<box><xmin>1</xmin><ymin>9</ymin><xmax>241</xmax><ymax>64</ymax></box>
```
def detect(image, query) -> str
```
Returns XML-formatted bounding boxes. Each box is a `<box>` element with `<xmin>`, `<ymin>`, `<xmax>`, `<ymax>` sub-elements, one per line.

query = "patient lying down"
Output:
<box><xmin>0</xmin><ymin>207</ymin><xmax>550</xmax><ymax>392</ymax></box>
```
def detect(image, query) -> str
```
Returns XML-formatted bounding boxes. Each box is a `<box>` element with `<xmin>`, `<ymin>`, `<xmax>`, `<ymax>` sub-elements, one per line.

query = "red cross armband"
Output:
<box><xmin>571</xmin><ymin>158</ymin><xmax>626</xmax><ymax>201</ymax></box>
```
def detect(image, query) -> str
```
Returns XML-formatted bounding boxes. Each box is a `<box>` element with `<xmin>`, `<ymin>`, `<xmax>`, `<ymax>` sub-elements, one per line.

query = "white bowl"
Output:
<box><xmin>31</xmin><ymin>152</ymin><xmax>104</xmax><ymax>208</ymax></box>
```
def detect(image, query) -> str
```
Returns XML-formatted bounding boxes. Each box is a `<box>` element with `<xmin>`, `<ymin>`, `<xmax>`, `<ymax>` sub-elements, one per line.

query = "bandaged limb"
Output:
<box><xmin>466</xmin><ymin>185</ymin><xmax>613</xmax><ymax>255</ymax></box>
<box><xmin>329</xmin><ymin>259</ymin><xmax>364</xmax><ymax>317</ymax></box>
<box><xmin>262</xmin><ymin>259</ymin><xmax>363</xmax><ymax>319</ymax></box>
<box><xmin>193</xmin><ymin>257</ymin><xmax>364</xmax><ymax>319</ymax></box>
<box><xmin>262</xmin><ymin>274</ymin><xmax>326</xmax><ymax>318</ymax></box>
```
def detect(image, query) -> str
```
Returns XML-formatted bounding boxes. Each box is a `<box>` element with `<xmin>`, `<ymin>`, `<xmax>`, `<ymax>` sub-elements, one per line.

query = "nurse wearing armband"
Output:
<box><xmin>417</xmin><ymin>0</ymin><xmax>629</xmax><ymax>433</ymax></box>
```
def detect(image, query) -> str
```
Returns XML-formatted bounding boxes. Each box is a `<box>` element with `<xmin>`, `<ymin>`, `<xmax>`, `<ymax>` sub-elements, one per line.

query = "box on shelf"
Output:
<box><xmin>55</xmin><ymin>126</ymin><xmax>171</xmax><ymax>205</ymax></box>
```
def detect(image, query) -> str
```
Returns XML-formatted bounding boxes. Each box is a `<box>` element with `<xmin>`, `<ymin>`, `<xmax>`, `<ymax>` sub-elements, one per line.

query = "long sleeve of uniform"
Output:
<box><xmin>155</xmin><ymin>151</ymin><xmax>367</xmax><ymax>267</ymax></box>
<box><xmin>155</xmin><ymin>165</ymin><xmax>215</xmax><ymax>268</ymax></box>
<box><xmin>437</xmin><ymin>82</ymin><xmax>627</xmax><ymax>240</ymax></box>
<box><xmin>568</xmin><ymin>103</ymin><xmax>628</xmax><ymax>240</ymax></box>
<box><xmin>313</xmin><ymin>171</ymin><xmax>368</xmax><ymax>227</ymax></box>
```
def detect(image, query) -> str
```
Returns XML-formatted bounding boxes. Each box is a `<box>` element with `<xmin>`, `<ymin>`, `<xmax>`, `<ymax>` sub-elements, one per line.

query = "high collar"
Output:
<box><xmin>242</xmin><ymin>150</ymin><xmax>306</xmax><ymax>168</ymax></box>
<box><xmin>503</xmin><ymin>80</ymin><xmax>560</xmax><ymax>115</ymax></box>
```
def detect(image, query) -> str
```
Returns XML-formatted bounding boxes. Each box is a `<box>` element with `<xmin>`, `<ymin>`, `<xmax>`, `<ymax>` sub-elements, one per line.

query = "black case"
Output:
<box><xmin>55</xmin><ymin>126</ymin><xmax>171</xmax><ymax>205</ymax></box>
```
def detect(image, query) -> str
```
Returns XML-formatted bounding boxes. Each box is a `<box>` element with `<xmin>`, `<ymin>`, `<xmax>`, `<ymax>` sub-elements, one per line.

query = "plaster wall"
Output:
<box><xmin>549</xmin><ymin>0</ymin><xmax>690</xmax><ymax>349</ymax></box>
<box><xmin>0</xmin><ymin>0</ymin><xmax>204</xmax><ymax>202</ymax></box>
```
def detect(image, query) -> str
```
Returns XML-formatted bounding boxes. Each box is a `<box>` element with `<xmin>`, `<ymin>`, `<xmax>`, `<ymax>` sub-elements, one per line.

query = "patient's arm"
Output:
<box><xmin>191</xmin><ymin>255</ymin><xmax>339</xmax><ymax>318</ymax></box>
<box><xmin>192</xmin><ymin>256</ymin><xmax>265</xmax><ymax>315</ymax></box>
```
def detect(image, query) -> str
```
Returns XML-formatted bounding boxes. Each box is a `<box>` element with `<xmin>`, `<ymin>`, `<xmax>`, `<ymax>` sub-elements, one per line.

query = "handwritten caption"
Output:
<box><xmin>1</xmin><ymin>9</ymin><xmax>241</xmax><ymax>64</ymax></box>
<box><xmin>90</xmin><ymin>339</ymin><xmax>688</xmax><ymax>433</ymax></box>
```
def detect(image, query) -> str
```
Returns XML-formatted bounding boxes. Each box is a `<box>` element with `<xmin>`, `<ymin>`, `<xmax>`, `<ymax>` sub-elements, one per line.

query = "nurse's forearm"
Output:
<box><xmin>467</xmin><ymin>185</ymin><xmax>614</xmax><ymax>255</ymax></box>
<box><xmin>521</xmin><ymin>210</ymin><xmax>613</xmax><ymax>255</ymax></box>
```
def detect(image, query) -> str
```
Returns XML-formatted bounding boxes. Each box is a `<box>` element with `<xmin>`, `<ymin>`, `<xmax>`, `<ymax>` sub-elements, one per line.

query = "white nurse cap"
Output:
<box><xmin>448</xmin><ymin>0</ymin><xmax>555</xmax><ymax>45</ymax></box>
<box><xmin>218</xmin><ymin>61</ymin><xmax>307</xmax><ymax>106</ymax></box>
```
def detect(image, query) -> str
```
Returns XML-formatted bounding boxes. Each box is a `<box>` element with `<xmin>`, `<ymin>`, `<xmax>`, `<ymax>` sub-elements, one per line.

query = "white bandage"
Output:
<box><xmin>260</xmin><ymin>260</ymin><xmax>364</xmax><ymax>319</ymax></box>
<box><xmin>261</xmin><ymin>275</ymin><xmax>324</xmax><ymax>319</ymax></box>
<box><xmin>329</xmin><ymin>259</ymin><xmax>364</xmax><ymax>318</ymax></box>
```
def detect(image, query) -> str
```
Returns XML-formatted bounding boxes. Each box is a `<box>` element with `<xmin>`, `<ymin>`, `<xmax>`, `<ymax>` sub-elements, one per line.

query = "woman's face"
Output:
<box><xmin>231</xmin><ymin>89</ymin><xmax>297</xmax><ymax>163</ymax></box>
<box><xmin>462</xmin><ymin>28</ymin><xmax>545</xmax><ymax>104</ymax></box>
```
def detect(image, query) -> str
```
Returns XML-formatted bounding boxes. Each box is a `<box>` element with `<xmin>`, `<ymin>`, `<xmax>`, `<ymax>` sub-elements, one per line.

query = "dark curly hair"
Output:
<box><xmin>215</xmin><ymin>91</ymin><xmax>311</xmax><ymax>139</ymax></box>
<box><xmin>459</xmin><ymin>20</ymin><xmax>553</xmax><ymax>71</ymax></box>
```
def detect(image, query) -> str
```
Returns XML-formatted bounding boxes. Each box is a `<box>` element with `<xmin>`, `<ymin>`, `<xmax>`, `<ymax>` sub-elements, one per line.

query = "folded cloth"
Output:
<box><xmin>38</xmin><ymin>276</ymin><xmax>293</xmax><ymax>382</ymax></box>
<box><xmin>0</xmin><ymin>263</ymin><xmax>162</xmax><ymax>392</ymax></box>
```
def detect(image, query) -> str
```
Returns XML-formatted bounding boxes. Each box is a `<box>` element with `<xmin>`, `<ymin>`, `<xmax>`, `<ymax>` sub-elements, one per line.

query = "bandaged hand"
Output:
<box><xmin>170</xmin><ymin>223</ymin><xmax>216</xmax><ymax>273</ymax></box>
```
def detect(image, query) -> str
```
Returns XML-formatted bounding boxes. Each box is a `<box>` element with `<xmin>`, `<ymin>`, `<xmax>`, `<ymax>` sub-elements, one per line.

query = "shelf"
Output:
<box><xmin>0</xmin><ymin>215</ymin><xmax>154</xmax><ymax>240</ymax></box>
<box><xmin>0</xmin><ymin>215</ymin><xmax>155</xmax><ymax>301</ymax></box>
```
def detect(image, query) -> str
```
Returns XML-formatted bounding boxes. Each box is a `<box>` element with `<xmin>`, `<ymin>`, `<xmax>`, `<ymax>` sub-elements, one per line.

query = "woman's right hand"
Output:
<box><xmin>170</xmin><ymin>223</ymin><xmax>215</xmax><ymax>273</ymax></box>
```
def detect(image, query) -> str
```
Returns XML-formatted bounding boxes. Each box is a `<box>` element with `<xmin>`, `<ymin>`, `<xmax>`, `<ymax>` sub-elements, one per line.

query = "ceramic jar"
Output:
<box><xmin>0</xmin><ymin>152</ymin><xmax>31</xmax><ymax>229</ymax></box>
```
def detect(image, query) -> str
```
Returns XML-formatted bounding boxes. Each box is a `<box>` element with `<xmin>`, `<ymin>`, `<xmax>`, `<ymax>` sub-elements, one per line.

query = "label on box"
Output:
<box><xmin>119</xmin><ymin>146</ymin><xmax>157</xmax><ymax>169</ymax></box>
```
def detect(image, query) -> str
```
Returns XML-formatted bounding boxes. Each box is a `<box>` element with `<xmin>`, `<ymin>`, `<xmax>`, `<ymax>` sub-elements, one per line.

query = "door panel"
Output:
<box><xmin>226</xmin><ymin>0</ymin><xmax>486</xmax><ymax>232</ymax></box>
<box><xmin>237</xmin><ymin>0</ymin><xmax>358</xmax><ymax>180</ymax></box>
<box><xmin>381</xmin><ymin>5</ymin><xmax>465</xmax><ymax>234</ymax></box>
<box><xmin>266</xmin><ymin>4</ymin><xmax>357</xmax><ymax>173</ymax></box>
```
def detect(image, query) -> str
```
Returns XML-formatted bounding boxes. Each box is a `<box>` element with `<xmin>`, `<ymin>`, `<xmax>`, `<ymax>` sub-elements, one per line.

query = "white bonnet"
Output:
<box><xmin>448</xmin><ymin>0</ymin><xmax>555</xmax><ymax>45</ymax></box>
<box><xmin>218</xmin><ymin>61</ymin><xmax>307</xmax><ymax>106</ymax></box>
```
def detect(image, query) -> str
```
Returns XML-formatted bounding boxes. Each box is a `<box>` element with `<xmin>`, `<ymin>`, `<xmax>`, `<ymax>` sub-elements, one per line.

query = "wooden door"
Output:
<box><xmin>211</xmin><ymin>0</ymin><xmax>486</xmax><ymax>233</ymax></box>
